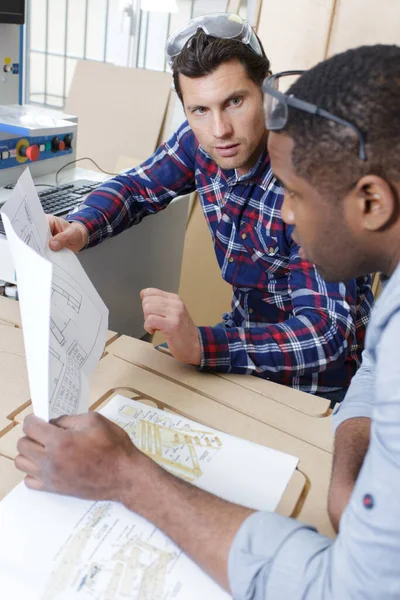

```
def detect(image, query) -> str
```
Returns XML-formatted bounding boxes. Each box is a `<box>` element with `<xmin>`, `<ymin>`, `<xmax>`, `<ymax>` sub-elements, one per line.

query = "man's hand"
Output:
<box><xmin>15</xmin><ymin>411</ymin><xmax>253</xmax><ymax>592</ymax></box>
<box><xmin>141</xmin><ymin>288</ymin><xmax>201</xmax><ymax>365</ymax></box>
<box><xmin>47</xmin><ymin>215</ymin><xmax>89</xmax><ymax>253</ymax></box>
<box><xmin>328</xmin><ymin>417</ymin><xmax>371</xmax><ymax>532</ymax></box>
<box><xmin>15</xmin><ymin>412</ymin><xmax>144</xmax><ymax>501</ymax></box>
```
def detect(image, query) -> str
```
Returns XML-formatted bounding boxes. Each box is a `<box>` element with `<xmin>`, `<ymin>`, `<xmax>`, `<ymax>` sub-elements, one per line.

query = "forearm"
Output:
<box><xmin>328</xmin><ymin>417</ymin><xmax>371</xmax><ymax>531</ymax></box>
<box><xmin>67</xmin><ymin>176</ymin><xmax>155</xmax><ymax>247</ymax></box>
<box><xmin>198</xmin><ymin>312</ymin><xmax>349</xmax><ymax>378</ymax></box>
<box><xmin>120</xmin><ymin>454</ymin><xmax>254</xmax><ymax>591</ymax></box>
<box><xmin>67</xmin><ymin>129</ymin><xmax>197</xmax><ymax>247</ymax></box>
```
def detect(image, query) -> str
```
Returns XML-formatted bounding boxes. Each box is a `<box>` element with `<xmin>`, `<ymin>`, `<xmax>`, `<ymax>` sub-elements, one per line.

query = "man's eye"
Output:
<box><xmin>193</xmin><ymin>107</ymin><xmax>207</xmax><ymax>115</ymax></box>
<box><xmin>230</xmin><ymin>97</ymin><xmax>242</xmax><ymax>107</ymax></box>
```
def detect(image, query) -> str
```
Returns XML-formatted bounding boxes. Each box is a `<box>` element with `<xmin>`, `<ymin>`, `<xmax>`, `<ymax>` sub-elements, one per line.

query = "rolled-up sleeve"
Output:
<box><xmin>228</xmin><ymin>512</ymin><xmax>333</xmax><ymax>600</ymax></box>
<box><xmin>332</xmin><ymin>348</ymin><xmax>375</xmax><ymax>432</ymax></box>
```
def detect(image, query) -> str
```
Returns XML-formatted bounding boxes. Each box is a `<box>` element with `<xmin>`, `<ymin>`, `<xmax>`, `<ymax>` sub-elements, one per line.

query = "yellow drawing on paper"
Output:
<box><xmin>41</xmin><ymin>503</ymin><xmax>178</xmax><ymax>600</ymax></box>
<box><xmin>114</xmin><ymin>402</ymin><xmax>223</xmax><ymax>482</ymax></box>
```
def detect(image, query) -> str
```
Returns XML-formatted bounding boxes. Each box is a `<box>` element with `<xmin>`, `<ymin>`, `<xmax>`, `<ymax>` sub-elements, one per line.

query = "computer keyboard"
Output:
<box><xmin>0</xmin><ymin>179</ymin><xmax>101</xmax><ymax>235</ymax></box>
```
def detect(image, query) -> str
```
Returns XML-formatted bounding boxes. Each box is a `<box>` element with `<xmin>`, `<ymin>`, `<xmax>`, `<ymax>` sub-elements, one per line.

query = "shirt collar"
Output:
<box><xmin>222</xmin><ymin>147</ymin><xmax>270</xmax><ymax>186</ymax></box>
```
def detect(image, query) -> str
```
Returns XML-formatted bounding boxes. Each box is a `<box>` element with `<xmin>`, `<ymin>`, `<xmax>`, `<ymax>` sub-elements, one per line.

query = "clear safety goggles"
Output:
<box><xmin>166</xmin><ymin>12</ymin><xmax>263</xmax><ymax>68</ymax></box>
<box><xmin>263</xmin><ymin>70</ymin><xmax>367</xmax><ymax>161</ymax></box>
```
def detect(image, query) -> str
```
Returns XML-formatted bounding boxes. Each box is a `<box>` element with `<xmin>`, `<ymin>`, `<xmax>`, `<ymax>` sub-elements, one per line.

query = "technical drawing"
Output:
<box><xmin>42</xmin><ymin>504</ymin><xmax>110</xmax><ymax>600</ymax></box>
<box><xmin>115</xmin><ymin>401</ymin><xmax>223</xmax><ymax>482</ymax></box>
<box><xmin>10</xmin><ymin>196</ymin><xmax>42</xmax><ymax>254</ymax></box>
<box><xmin>50</xmin><ymin>316</ymin><xmax>67</xmax><ymax>346</ymax></box>
<box><xmin>50</xmin><ymin>340</ymin><xmax>87</xmax><ymax>416</ymax></box>
<box><xmin>49</xmin><ymin>346</ymin><xmax>64</xmax><ymax>404</ymax></box>
<box><xmin>140</xmin><ymin>420</ymin><xmax>222</xmax><ymax>479</ymax></box>
<box><xmin>41</xmin><ymin>503</ymin><xmax>179</xmax><ymax>600</ymax></box>
<box><xmin>2</xmin><ymin>170</ymin><xmax>109</xmax><ymax>421</ymax></box>
<box><xmin>52</xmin><ymin>274</ymin><xmax>82</xmax><ymax>314</ymax></box>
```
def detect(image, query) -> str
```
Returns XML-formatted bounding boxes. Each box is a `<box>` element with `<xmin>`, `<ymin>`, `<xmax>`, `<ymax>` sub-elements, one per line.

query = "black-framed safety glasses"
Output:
<box><xmin>263</xmin><ymin>70</ymin><xmax>367</xmax><ymax>161</ymax></box>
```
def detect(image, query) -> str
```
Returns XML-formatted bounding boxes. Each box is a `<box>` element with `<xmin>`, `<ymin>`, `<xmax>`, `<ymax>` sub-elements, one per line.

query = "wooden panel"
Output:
<box><xmin>252</xmin><ymin>0</ymin><xmax>263</xmax><ymax>29</ymax></box>
<box><xmin>0</xmin><ymin>296</ymin><xmax>21</xmax><ymax>327</ymax></box>
<box><xmin>105</xmin><ymin>331</ymin><xmax>119</xmax><ymax>347</ymax></box>
<box><xmin>327</xmin><ymin>0</ymin><xmax>400</xmax><ymax>58</ymax></box>
<box><xmin>89</xmin><ymin>353</ymin><xmax>334</xmax><ymax>536</ymax></box>
<box><xmin>158</xmin><ymin>345</ymin><xmax>330</xmax><ymax>417</ymax></box>
<box><xmin>372</xmin><ymin>273</ymin><xmax>382</xmax><ymax>300</ymax></box>
<box><xmin>226</xmin><ymin>0</ymin><xmax>241</xmax><ymax>13</ymax></box>
<box><xmin>109</xmin><ymin>337</ymin><xmax>334</xmax><ymax>451</ymax></box>
<box><xmin>164</xmin><ymin>195</ymin><xmax>231</xmax><ymax>345</ymax></box>
<box><xmin>0</xmin><ymin>325</ymin><xmax>25</xmax><ymax>355</ymax></box>
<box><xmin>0</xmin><ymin>351</ymin><xmax>30</xmax><ymax>435</ymax></box>
<box><xmin>276</xmin><ymin>469</ymin><xmax>307</xmax><ymax>518</ymax></box>
<box><xmin>0</xmin><ymin>456</ymin><xmax>24</xmax><ymax>501</ymax></box>
<box><xmin>0</xmin><ymin>319</ymin><xmax>13</xmax><ymax>327</ymax></box>
<box><xmin>0</xmin><ymin>423</ymin><xmax>23</xmax><ymax>460</ymax></box>
<box><xmin>65</xmin><ymin>61</ymin><xmax>171</xmax><ymax>173</ymax></box>
<box><xmin>257</xmin><ymin>0</ymin><xmax>335</xmax><ymax>74</ymax></box>
<box><xmin>12</xmin><ymin>403</ymin><xmax>33</xmax><ymax>425</ymax></box>
<box><xmin>216</xmin><ymin>372</ymin><xmax>330</xmax><ymax>416</ymax></box>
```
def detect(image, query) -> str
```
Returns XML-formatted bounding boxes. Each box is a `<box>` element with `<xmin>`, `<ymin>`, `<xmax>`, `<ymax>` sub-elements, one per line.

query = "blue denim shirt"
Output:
<box><xmin>228</xmin><ymin>262</ymin><xmax>400</xmax><ymax>599</ymax></box>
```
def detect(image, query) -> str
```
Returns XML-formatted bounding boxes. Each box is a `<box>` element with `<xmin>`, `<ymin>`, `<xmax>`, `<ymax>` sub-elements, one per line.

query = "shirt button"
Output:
<box><xmin>249</xmin><ymin>308</ymin><xmax>254</xmax><ymax>314</ymax></box>
<box><xmin>363</xmin><ymin>494</ymin><xmax>374</xmax><ymax>509</ymax></box>
<box><xmin>228</xmin><ymin>257</ymin><xmax>234</xmax><ymax>263</ymax></box>
<box><xmin>268</xmin><ymin>246</ymin><xmax>275</xmax><ymax>255</ymax></box>
<box><xmin>241</xmin><ymin>233</ymin><xmax>247</xmax><ymax>240</ymax></box>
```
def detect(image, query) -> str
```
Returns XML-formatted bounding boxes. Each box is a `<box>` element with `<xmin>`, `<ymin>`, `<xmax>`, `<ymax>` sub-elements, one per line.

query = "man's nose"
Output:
<box><xmin>281</xmin><ymin>192</ymin><xmax>295</xmax><ymax>225</ymax></box>
<box><xmin>212</xmin><ymin>113</ymin><xmax>233</xmax><ymax>139</ymax></box>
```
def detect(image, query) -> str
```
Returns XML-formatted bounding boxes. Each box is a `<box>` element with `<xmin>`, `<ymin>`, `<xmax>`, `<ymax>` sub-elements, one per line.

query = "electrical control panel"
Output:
<box><xmin>0</xmin><ymin>132</ymin><xmax>74</xmax><ymax>169</ymax></box>
<box><xmin>0</xmin><ymin>105</ymin><xmax>78</xmax><ymax>186</ymax></box>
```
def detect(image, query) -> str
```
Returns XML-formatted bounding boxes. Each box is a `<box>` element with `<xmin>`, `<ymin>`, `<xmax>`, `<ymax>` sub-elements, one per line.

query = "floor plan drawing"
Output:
<box><xmin>1</xmin><ymin>169</ymin><xmax>109</xmax><ymax>420</ymax></box>
<box><xmin>6</xmin><ymin>193</ymin><xmax>42</xmax><ymax>255</ymax></box>
<box><xmin>40</xmin><ymin>499</ymin><xmax>216</xmax><ymax>600</ymax></box>
<box><xmin>47</xmin><ymin>262</ymin><xmax>104</xmax><ymax>417</ymax></box>
<box><xmin>112</xmin><ymin>400</ymin><xmax>223</xmax><ymax>483</ymax></box>
<box><xmin>52</xmin><ymin>274</ymin><xmax>82</xmax><ymax>314</ymax></box>
<box><xmin>102</xmin><ymin>396</ymin><xmax>299</xmax><ymax>513</ymax></box>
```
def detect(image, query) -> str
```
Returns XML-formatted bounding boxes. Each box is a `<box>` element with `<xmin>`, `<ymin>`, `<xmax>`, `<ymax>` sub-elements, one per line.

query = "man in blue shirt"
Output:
<box><xmin>16</xmin><ymin>43</ymin><xmax>400</xmax><ymax>598</ymax></box>
<box><xmin>48</xmin><ymin>14</ymin><xmax>372</xmax><ymax>401</ymax></box>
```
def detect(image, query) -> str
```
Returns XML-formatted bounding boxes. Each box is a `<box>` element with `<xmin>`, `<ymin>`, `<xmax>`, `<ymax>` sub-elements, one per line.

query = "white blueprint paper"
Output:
<box><xmin>1</xmin><ymin>169</ymin><xmax>108</xmax><ymax>420</ymax></box>
<box><xmin>101</xmin><ymin>395</ymin><xmax>299</xmax><ymax>512</ymax></box>
<box><xmin>0</xmin><ymin>395</ymin><xmax>299</xmax><ymax>600</ymax></box>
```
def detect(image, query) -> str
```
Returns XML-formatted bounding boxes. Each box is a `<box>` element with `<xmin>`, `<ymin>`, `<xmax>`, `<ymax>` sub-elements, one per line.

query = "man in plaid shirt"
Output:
<box><xmin>48</xmin><ymin>18</ymin><xmax>372</xmax><ymax>402</ymax></box>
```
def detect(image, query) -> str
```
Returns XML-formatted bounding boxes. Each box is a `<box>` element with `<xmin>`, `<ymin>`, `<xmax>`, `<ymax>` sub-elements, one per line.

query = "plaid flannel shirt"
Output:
<box><xmin>69</xmin><ymin>121</ymin><xmax>373</xmax><ymax>393</ymax></box>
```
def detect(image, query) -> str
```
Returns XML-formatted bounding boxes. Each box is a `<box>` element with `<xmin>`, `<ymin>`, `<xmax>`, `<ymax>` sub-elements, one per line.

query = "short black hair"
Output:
<box><xmin>280</xmin><ymin>44</ymin><xmax>400</xmax><ymax>199</ymax></box>
<box><xmin>172</xmin><ymin>30</ymin><xmax>271</xmax><ymax>102</ymax></box>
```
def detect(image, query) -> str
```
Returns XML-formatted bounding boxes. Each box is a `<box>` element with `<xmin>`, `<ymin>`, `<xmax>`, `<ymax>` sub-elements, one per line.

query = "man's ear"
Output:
<box><xmin>354</xmin><ymin>175</ymin><xmax>399</xmax><ymax>232</ymax></box>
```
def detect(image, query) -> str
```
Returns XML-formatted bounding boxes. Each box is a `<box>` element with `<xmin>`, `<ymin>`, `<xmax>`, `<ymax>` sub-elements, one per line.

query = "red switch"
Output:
<box><xmin>51</xmin><ymin>137</ymin><xmax>66</xmax><ymax>152</ymax></box>
<box><xmin>20</xmin><ymin>144</ymin><xmax>40</xmax><ymax>161</ymax></box>
<box><xmin>26</xmin><ymin>145</ymin><xmax>40</xmax><ymax>161</ymax></box>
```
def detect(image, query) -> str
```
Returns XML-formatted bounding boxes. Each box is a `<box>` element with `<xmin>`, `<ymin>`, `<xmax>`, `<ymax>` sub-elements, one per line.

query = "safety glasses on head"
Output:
<box><xmin>263</xmin><ymin>70</ymin><xmax>367</xmax><ymax>161</ymax></box>
<box><xmin>166</xmin><ymin>12</ymin><xmax>263</xmax><ymax>69</ymax></box>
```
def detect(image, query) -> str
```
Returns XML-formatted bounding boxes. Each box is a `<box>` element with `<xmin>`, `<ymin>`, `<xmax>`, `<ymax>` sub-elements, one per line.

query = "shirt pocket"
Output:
<box><xmin>238</xmin><ymin>219</ymin><xmax>283</xmax><ymax>270</ymax></box>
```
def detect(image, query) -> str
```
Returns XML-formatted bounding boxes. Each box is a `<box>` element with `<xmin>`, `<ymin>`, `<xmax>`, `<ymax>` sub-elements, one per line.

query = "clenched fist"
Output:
<box><xmin>141</xmin><ymin>288</ymin><xmax>201</xmax><ymax>365</ymax></box>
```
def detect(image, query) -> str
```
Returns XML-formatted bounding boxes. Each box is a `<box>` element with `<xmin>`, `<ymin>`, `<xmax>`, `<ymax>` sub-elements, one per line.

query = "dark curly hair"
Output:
<box><xmin>279</xmin><ymin>44</ymin><xmax>400</xmax><ymax>200</ymax></box>
<box><xmin>172</xmin><ymin>30</ymin><xmax>271</xmax><ymax>102</ymax></box>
